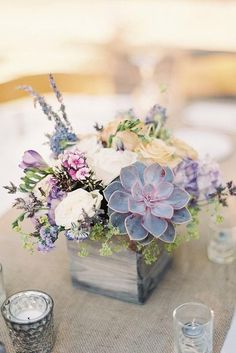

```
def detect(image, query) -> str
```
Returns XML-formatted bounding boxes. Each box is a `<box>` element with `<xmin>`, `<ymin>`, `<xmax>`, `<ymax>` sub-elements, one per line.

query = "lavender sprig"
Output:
<box><xmin>48</xmin><ymin>73</ymin><xmax>71</xmax><ymax>128</ymax></box>
<box><xmin>18</xmin><ymin>85</ymin><xmax>62</xmax><ymax>126</ymax></box>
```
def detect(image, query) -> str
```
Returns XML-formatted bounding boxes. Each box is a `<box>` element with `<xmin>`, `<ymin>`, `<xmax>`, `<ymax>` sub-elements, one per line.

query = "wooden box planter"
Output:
<box><xmin>67</xmin><ymin>240</ymin><xmax>172</xmax><ymax>304</ymax></box>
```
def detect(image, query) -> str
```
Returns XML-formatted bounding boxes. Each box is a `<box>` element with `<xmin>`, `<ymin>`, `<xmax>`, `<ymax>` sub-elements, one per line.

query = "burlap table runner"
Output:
<box><xmin>0</xmin><ymin>208</ymin><xmax>235</xmax><ymax>353</ymax></box>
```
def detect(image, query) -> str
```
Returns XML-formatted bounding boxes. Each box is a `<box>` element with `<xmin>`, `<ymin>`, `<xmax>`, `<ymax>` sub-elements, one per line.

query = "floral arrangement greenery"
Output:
<box><xmin>5</xmin><ymin>75</ymin><xmax>236</xmax><ymax>264</ymax></box>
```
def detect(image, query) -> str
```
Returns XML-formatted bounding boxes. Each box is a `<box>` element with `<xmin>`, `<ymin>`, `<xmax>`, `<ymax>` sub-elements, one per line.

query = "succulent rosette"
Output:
<box><xmin>104</xmin><ymin>162</ymin><xmax>191</xmax><ymax>244</ymax></box>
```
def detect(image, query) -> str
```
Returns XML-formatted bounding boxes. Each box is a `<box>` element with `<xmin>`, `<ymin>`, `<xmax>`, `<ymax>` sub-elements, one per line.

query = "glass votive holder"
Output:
<box><xmin>173</xmin><ymin>302</ymin><xmax>214</xmax><ymax>353</ymax></box>
<box><xmin>1</xmin><ymin>290</ymin><xmax>55</xmax><ymax>353</ymax></box>
<box><xmin>207</xmin><ymin>209</ymin><xmax>236</xmax><ymax>264</ymax></box>
<box><xmin>0</xmin><ymin>264</ymin><xmax>6</xmax><ymax>306</ymax></box>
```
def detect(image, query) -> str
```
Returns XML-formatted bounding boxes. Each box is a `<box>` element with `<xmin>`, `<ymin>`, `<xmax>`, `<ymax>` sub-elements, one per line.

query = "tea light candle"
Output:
<box><xmin>1</xmin><ymin>290</ymin><xmax>55</xmax><ymax>353</ymax></box>
<box><xmin>182</xmin><ymin>320</ymin><xmax>204</xmax><ymax>338</ymax></box>
<box><xmin>15</xmin><ymin>309</ymin><xmax>45</xmax><ymax>321</ymax></box>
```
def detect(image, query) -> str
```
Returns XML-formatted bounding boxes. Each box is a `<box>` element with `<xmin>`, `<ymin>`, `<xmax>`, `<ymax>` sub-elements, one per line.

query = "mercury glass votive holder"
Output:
<box><xmin>1</xmin><ymin>290</ymin><xmax>55</xmax><ymax>353</ymax></box>
<box><xmin>173</xmin><ymin>302</ymin><xmax>214</xmax><ymax>353</ymax></box>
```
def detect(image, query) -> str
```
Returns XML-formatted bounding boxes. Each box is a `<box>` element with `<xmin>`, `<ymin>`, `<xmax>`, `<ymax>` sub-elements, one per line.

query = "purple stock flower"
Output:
<box><xmin>174</xmin><ymin>158</ymin><xmax>222</xmax><ymax>202</ymax></box>
<box><xmin>19</xmin><ymin>150</ymin><xmax>48</xmax><ymax>170</ymax></box>
<box><xmin>104</xmin><ymin>162</ymin><xmax>191</xmax><ymax>244</ymax></box>
<box><xmin>174</xmin><ymin>159</ymin><xmax>200</xmax><ymax>202</ymax></box>
<box><xmin>47</xmin><ymin>183</ymin><xmax>65</xmax><ymax>224</ymax></box>
<box><xmin>197</xmin><ymin>158</ymin><xmax>222</xmax><ymax>199</ymax></box>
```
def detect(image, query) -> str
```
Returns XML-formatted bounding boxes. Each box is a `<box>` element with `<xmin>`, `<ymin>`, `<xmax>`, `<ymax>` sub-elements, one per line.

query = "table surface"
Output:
<box><xmin>1</xmin><ymin>118</ymin><xmax>236</xmax><ymax>352</ymax></box>
<box><xmin>0</xmin><ymin>206</ymin><xmax>235</xmax><ymax>353</ymax></box>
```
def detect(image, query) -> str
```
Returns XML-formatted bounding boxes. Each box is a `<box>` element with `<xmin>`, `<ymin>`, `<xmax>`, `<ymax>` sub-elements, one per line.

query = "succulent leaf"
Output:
<box><xmin>165</xmin><ymin>187</ymin><xmax>190</xmax><ymax>209</ymax></box>
<box><xmin>128</xmin><ymin>198</ymin><xmax>146</xmax><ymax>215</ymax></box>
<box><xmin>133</xmin><ymin>161</ymin><xmax>146</xmax><ymax>184</ymax></box>
<box><xmin>110</xmin><ymin>212</ymin><xmax>130</xmax><ymax>234</ymax></box>
<box><xmin>159</xmin><ymin>222</ymin><xmax>176</xmax><ymax>243</ymax></box>
<box><xmin>164</xmin><ymin>166</ymin><xmax>174</xmax><ymax>182</ymax></box>
<box><xmin>156</xmin><ymin>182</ymin><xmax>174</xmax><ymax>200</ymax></box>
<box><xmin>108</xmin><ymin>191</ymin><xmax>130</xmax><ymax>213</ymax></box>
<box><xmin>138</xmin><ymin>234</ymin><xmax>154</xmax><ymax>245</ymax></box>
<box><xmin>142</xmin><ymin>209</ymin><xmax>168</xmax><ymax>237</ymax></box>
<box><xmin>120</xmin><ymin>165</ymin><xmax>139</xmax><ymax>191</ymax></box>
<box><xmin>172</xmin><ymin>208</ymin><xmax>192</xmax><ymax>224</ymax></box>
<box><xmin>151</xmin><ymin>202</ymin><xmax>174</xmax><ymax>219</ymax></box>
<box><xmin>125</xmin><ymin>214</ymin><xmax>148</xmax><ymax>240</ymax></box>
<box><xmin>131</xmin><ymin>181</ymin><xmax>144</xmax><ymax>201</ymax></box>
<box><xmin>144</xmin><ymin>163</ymin><xmax>165</xmax><ymax>185</ymax></box>
<box><xmin>104</xmin><ymin>181</ymin><xmax>126</xmax><ymax>201</ymax></box>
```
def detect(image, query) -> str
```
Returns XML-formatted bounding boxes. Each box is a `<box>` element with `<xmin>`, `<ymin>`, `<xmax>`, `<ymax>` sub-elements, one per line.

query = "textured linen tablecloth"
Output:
<box><xmin>0</xmin><ymin>209</ymin><xmax>235</xmax><ymax>353</ymax></box>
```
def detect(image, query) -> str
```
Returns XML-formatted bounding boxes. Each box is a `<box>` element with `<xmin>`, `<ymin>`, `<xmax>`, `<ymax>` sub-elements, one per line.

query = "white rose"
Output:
<box><xmin>54</xmin><ymin>188</ymin><xmax>103</xmax><ymax>229</ymax></box>
<box><xmin>88</xmin><ymin>148</ymin><xmax>137</xmax><ymax>185</ymax></box>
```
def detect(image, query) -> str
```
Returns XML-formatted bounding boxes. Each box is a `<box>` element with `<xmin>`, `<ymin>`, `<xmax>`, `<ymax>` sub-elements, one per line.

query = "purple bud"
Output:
<box><xmin>19</xmin><ymin>150</ymin><xmax>48</xmax><ymax>170</ymax></box>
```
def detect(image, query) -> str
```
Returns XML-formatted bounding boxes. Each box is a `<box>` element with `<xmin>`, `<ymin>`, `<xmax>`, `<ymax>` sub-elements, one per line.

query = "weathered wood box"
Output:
<box><xmin>67</xmin><ymin>240</ymin><xmax>172</xmax><ymax>304</ymax></box>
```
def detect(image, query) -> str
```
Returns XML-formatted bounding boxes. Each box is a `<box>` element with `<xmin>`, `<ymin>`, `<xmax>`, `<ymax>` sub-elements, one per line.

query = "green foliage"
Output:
<box><xmin>19</xmin><ymin>167</ymin><xmax>53</xmax><ymax>193</ymax></box>
<box><xmin>108</xmin><ymin>119</ymin><xmax>149</xmax><ymax>147</ymax></box>
<box><xmin>147</xmin><ymin>122</ymin><xmax>171</xmax><ymax>141</ymax></box>
<box><xmin>78</xmin><ymin>243</ymin><xmax>89</xmax><ymax>257</ymax></box>
<box><xmin>78</xmin><ymin>223</ymin><xmax>129</xmax><ymax>258</ymax></box>
<box><xmin>137</xmin><ymin>241</ymin><xmax>161</xmax><ymax>265</ymax></box>
<box><xmin>21</xmin><ymin>234</ymin><xmax>35</xmax><ymax>252</ymax></box>
<box><xmin>164</xmin><ymin>207</ymin><xmax>200</xmax><ymax>253</ymax></box>
<box><xmin>99</xmin><ymin>242</ymin><xmax>113</xmax><ymax>256</ymax></box>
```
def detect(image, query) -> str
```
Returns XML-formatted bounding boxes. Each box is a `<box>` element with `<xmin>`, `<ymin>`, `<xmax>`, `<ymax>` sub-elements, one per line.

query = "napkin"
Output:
<box><xmin>221</xmin><ymin>309</ymin><xmax>236</xmax><ymax>353</ymax></box>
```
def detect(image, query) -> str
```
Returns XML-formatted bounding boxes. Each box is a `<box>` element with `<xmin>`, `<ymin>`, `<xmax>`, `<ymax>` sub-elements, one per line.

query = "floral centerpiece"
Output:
<box><xmin>5</xmin><ymin>76</ymin><xmax>236</xmax><ymax>303</ymax></box>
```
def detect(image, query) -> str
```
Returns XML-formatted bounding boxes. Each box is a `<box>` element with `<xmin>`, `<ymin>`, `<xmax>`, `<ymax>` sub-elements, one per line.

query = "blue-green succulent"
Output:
<box><xmin>104</xmin><ymin>162</ymin><xmax>191</xmax><ymax>244</ymax></box>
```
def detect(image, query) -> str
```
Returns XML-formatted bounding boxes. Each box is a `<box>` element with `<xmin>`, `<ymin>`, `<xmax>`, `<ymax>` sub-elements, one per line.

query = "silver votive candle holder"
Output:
<box><xmin>1</xmin><ymin>290</ymin><xmax>55</xmax><ymax>353</ymax></box>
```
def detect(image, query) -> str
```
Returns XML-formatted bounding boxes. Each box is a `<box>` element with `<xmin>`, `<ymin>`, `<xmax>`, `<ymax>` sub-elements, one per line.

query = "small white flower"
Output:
<box><xmin>33</xmin><ymin>175</ymin><xmax>53</xmax><ymax>201</ymax></box>
<box><xmin>88</xmin><ymin>148</ymin><xmax>138</xmax><ymax>185</ymax></box>
<box><xmin>54</xmin><ymin>188</ymin><xmax>103</xmax><ymax>229</ymax></box>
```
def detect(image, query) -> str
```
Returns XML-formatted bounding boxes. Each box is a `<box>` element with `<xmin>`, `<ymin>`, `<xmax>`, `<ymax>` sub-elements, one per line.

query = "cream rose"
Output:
<box><xmin>169</xmin><ymin>137</ymin><xmax>198</xmax><ymax>160</ymax></box>
<box><xmin>55</xmin><ymin>189</ymin><xmax>103</xmax><ymax>229</ymax></box>
<box><xmin>88</xmin><ymin>148</ymin><xmax>137</xmax><ymax>185</ymax></box>
<box><xmin>137</xmin><ymin>139</ymin><xmax>182</xmax><ymax>168</ymax></box>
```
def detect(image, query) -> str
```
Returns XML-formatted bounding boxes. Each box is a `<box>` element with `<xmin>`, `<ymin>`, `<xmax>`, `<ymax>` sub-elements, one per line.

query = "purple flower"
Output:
<box><xmin>50</xmin><ymin>125</ymin><xmax>77</xmax><ymax>156</ymax></box>
<box><xmin>65</xmin><ymin>229</ymin><xmax>88</xmax><ymax>241</ymax></box>
<box><xmin>197</xmin><ymin>158</ymin><xmax>222</xmax><ymax>199</ymax></box>
<box><xmin>37</xmin><ymin>225</ymin><xmax>59</xmax><ymax>252</ymax></box>
<box><xmin>145</xmin><ymin>104</ymin><xmax>167</xmax><ymax>125</ymax></box>
<box><xmin>174</xmin><ymin>158</ymin><xmax>222</xmax><ymax>202</ymax></box>
<box><xmin>104</xmin><ymin>162</ymin><xmax>191</xmax><ymax>244</ymax></box>
<box><xmin>174</xmin><ymin>159</ymin><xmax>200</xmax><ymax>202</ymax></box>
<box><xmin>47</xmin><ymin>184</ymin><xmax>65</xmax><ymax>224</ymax></box>
<box><xmin>19</xmin><ymin>150</ymin><xmax>48</xmax><ymax>170</ymax></box>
